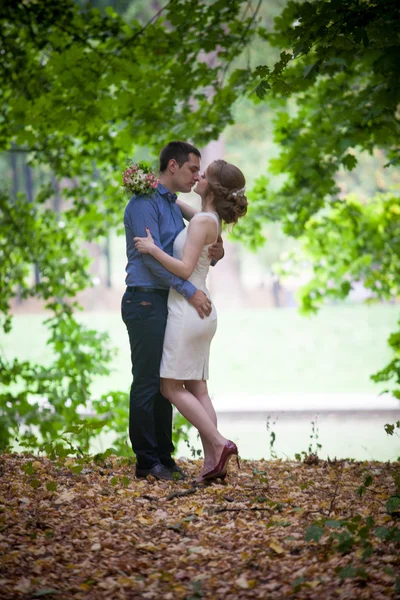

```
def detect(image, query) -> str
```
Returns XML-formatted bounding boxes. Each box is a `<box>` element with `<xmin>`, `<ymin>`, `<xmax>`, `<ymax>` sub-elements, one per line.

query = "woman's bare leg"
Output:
<box><xmin>161</xmin><ymin>378</ymin><xmax>226</xmax><ymax>478</ymax></box>
<box><xmin>185</xmin><ymin>380</ymin><xmax>218</xmax><ymax>477</ymax></box>
<box><xmin>185</xmin><ymin>380</ymin><xmax>217</xmax><ymax>425</ymax></box>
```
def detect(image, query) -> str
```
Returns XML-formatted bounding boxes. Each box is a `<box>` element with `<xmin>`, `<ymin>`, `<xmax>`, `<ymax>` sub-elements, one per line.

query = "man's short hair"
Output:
<box><xmin>159</xmin><ymin>141</ymin><xmax>201</xmax><ymax>172</ymax></box>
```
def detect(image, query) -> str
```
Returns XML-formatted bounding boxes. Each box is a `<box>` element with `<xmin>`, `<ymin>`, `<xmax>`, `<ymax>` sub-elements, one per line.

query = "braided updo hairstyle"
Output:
<box><xmin>206</xmin><ymin>160</ymin><xmax>248</xmax><ymax>225</ymax></box>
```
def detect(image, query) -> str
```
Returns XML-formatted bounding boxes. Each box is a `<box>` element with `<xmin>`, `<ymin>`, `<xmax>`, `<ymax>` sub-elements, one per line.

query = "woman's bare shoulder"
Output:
<box><xmin>189</xmin><ymin>212</ymin><xmax>219</xmax><ymax>243</ymax></box>
<box><xmin>189</xmin><ymin>213</ymin><xmax>218</xmax><ymax>229</ymax></box>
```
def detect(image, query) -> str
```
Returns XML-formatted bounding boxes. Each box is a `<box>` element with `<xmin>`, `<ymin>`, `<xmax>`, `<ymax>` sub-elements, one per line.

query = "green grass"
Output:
<box><xmin>2</xmin><ymin>304</ymin><xmax>398</xmax><ymax>397</ymax></box>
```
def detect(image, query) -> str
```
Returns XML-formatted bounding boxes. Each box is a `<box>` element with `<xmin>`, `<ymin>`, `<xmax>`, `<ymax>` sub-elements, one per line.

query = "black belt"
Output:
<box><xmin>126</xmin><ymin>286</ymin><xmax>168</xmax><ymax>294</ymax></box>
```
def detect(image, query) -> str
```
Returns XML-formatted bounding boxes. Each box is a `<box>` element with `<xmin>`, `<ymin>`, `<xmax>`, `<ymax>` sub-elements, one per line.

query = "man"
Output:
<box><xmin>122</xmin><ymin>141</ymin><xmax>224</xmax><ymax>480</ymax></box>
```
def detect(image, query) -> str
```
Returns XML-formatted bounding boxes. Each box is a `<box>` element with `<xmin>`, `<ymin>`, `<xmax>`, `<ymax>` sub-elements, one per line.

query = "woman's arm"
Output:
<box><xmin>176</xmin><ymin>199</ymin><xmax>199</xmax><ymax>221</ymax></box>
<box><xmin>134</xmin><ymin>218</ymin><xmax>209</xmax><ymax>279</ymax></box>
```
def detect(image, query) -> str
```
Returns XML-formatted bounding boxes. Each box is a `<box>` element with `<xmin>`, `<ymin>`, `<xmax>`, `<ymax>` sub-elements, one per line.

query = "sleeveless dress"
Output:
<box><xmin>160</xmin><ymin>211</ymin><xmax>220</xmax><ymax>380</ymax></box>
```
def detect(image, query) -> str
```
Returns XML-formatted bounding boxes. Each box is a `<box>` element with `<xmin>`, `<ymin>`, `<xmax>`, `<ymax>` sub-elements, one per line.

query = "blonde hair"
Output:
<box><xmin>206</xmin><ymin>160</ymin><xmax>247</xmax><ymax>225</ymax></box>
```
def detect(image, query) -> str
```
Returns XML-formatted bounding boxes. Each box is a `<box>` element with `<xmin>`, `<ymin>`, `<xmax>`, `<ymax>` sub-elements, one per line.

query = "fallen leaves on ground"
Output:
<box><xmin>0</xmin><ymin>453</ymin><xmax>399</xmax><ymax>599</ymax></box>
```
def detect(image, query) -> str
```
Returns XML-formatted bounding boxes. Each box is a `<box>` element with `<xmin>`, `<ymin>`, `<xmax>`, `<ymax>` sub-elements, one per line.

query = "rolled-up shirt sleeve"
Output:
<box><xmin>127</xmin><ymin>197</ymin><xmax>196</xmax><ymax>299</ymax></box>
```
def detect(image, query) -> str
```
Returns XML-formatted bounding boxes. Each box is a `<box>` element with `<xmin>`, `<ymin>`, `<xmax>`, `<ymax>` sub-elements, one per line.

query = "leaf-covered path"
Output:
<box><xmin>0</xmin><ymin>454</ymin><xmax>399</xmax><ymax>599</ymax></box>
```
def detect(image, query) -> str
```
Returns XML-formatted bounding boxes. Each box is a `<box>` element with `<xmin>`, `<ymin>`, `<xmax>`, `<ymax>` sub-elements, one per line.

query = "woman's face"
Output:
<box><xmin>194</xmin><ymin>169</ymin><xmax>209</xmax><ymax>197</ymax></box>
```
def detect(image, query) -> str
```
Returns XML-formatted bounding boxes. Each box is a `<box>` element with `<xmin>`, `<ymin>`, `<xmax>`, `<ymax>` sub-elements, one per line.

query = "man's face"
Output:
<box><xmin>170</xmin><ymin>153</ymin><xmax>201</xmax><ymax>193</ymax></box>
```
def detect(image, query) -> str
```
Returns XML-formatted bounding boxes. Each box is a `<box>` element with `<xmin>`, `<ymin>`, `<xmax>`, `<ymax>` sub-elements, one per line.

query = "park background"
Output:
<box><xmin>1</xmin><ymin>2</ymin><xmax>400</xmax><ymax>599</ymax></box>
<box><xmin>1</xmin><ymin>0</ymin><xmax>399</xmax><ymax>462</ymax></box>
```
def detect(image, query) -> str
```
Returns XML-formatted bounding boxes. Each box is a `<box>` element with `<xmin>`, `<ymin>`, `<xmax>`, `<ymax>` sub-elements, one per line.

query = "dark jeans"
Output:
<box><xmin>121</xmin><ymin>289</ymin><xmax>175</xmax><ymax>470</ymax></box>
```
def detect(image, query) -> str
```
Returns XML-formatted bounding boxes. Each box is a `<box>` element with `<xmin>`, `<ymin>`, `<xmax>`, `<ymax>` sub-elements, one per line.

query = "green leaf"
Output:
<box><xmin>292</xmin><ymin>576</ymin><xmax>306</xmax><ymax>592</ymax></box>
<box><xmin>324</xmin><ymin>520</ymin><xmax>342</xmax><ymax>529</ymax></box>
<box><xmin>342</xmin><ymin>154</ymin><xmax>358</xmax><ymax>171</ymax></box>
<box><xmin>338</xmin><ymin>566</ymin><xmax>357</xmax><ymax>579</ymax></box>
<box><xmin>305</xmin><ymin>524</ymin><xmax>324</xmax><ymax>541</ymax></box>
<box><xmin>374</xmin><ymin>526</ymin><xmax>390</xmax><ymax>540</ymax></box>
<box><xmin>23</xmin><ymin>462</ymin><xmax>34</xmax><ymax>475</ymax></box>
<box><xmin>45</xmin><ymin>481</ymin><xmax>58</xmax><ymax>492</ymax></box>
<box><xmin>255</xmin><ymin>80</ymin><xmax>271</xmax><ymax>99</ymax></box>
<box><xmin>338</xmin><ymin>565</ymin><xmax>368</xmax><ymax>580</ymax></box>
<box><xmin>386</xmin><ymin>496</ymin><xmax>400</xmax><ymax>514</ymax></box>
<box><xmin>363</xmin><ymin>475</ymin><xmax>373</xmax><ymax>488</ymax></box>
<box><xmin>385</xmin><ymin>424</ymin><xmax>395</xmax><ymax>435</ymax></box>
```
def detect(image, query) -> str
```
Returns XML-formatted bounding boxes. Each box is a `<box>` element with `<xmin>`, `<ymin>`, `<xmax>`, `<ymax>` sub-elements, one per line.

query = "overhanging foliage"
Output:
<box><xmin>233</xmin><ymin>0</ymin><xmax>400</xmax><ymax>398</ymax></box>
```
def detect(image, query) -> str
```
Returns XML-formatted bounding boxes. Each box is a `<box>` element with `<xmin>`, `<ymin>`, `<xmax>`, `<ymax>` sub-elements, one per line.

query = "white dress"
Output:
<box><xmin>160</xmin><ymin>211</ymin><xmax>220</xmax><ymax>380</ymax></box>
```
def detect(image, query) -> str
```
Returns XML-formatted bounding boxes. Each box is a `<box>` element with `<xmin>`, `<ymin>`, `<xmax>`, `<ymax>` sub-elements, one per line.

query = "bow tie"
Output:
<box><xmin>167</xmin><ymin>192</ymin><xmax>177</xmax><ymax>203</ymax></box>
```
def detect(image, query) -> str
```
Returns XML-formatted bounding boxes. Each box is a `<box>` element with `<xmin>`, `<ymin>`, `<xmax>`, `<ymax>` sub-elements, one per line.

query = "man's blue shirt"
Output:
<box><xmin>124</xmin><ymin>183</ymin><xmax>196</xmax><ymax>299</ymax></box>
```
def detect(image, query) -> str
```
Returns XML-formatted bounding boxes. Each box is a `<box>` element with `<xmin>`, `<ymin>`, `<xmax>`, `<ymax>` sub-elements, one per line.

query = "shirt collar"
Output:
<box><xmin>157</xmin><ymin>182</ymin><xmax>177</xmax><ymax>204</ymax></box>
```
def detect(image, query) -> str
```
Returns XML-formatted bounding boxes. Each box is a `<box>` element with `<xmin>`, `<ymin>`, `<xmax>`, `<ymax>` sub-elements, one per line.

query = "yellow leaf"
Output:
<box><xmin>117</xmin><ymin>577</ymin><xmax>134</xmax><ymax>586</ymax></box>
<box><xmin>269</xmin><ymin>542</ymin><xmax>285</xmax><ymax>555</ymax></box>
<box><xmin>136</xmin><ymin>543</ymin><xmax>157</xmax><ymax>553</ymax></box>
<box><xmin>79</xmin><ymin>583</ymin><xmax>92</xmax><ymax>591</ymax></box>
<box><xmin>137</xmin><ymin>516</ymin><xmax>152</xmax><ymax>525</ymax></box>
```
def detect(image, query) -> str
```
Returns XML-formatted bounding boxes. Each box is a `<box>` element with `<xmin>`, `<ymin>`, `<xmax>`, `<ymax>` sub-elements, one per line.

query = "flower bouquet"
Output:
<box><xmin>122</xmin><ymin>161</ymin><xmax>159</xmax><ymax>197</ymax></box>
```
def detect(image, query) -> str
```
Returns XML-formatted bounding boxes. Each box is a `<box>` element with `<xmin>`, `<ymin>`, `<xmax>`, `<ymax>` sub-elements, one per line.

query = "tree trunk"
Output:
<box><xmin>52</xmin><ymin>176</ymin><xmax>61</xmax><ymax>215</ymax></box>
<box><xmin>24</xmin><ymin>159</ymin><xmax>40</xmax><ymax>286</ymax></box>
<box><xmin>104</xmin><ymin>236</ymin><xmax>112</xmax><ymax>288</ymax></box>
<box><xmin>11</xmin><ymin>148</ymin><xmax>23</xmax><ymax>304</ymax></box>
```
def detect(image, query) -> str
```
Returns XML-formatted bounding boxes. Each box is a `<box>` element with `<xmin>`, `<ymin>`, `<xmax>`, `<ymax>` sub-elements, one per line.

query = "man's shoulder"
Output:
<box><xmin>125</xmin><ymin>191</ymin><xmax>160</xmax><ymax>212</ymax></box>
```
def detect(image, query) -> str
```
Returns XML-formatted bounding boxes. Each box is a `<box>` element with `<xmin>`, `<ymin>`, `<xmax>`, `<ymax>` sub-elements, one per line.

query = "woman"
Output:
<box><xmin>134</xmin><ymin>160</ymin><xmax>248</xmax><ymax>482</ymax></box>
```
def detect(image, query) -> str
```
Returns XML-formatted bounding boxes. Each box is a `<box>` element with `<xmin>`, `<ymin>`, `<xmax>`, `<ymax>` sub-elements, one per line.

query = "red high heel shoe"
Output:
<box><xmin>202</xmin><ymin>440</ymin><xmax>240</xmax><ymax>482</ymax></box>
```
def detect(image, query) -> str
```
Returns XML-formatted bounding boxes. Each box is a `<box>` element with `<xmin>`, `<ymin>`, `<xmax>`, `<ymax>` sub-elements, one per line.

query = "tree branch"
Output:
<box><xmin>119</xmin><ymin>0</ymin><xmax>175</xmax><ymax>49</ymax></box>
<box><xmin>219</xmin><ymin>0</ymin><xmax>263</xmax><ymax>84</ymax></box>
<box><xmin>327</xmin><ymin>462</ymin><xmax>345</xmax><ymax>517</ymax></box>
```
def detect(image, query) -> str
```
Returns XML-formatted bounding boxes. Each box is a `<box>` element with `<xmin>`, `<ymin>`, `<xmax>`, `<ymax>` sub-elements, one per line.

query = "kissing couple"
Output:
<box><xmin>122</xmin><ymin>141</ymin><xmax>247</xmax><ymax>482</ymax></box>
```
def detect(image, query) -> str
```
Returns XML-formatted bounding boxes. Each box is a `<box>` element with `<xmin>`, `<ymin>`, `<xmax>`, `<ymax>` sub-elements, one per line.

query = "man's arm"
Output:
<box><xmin>176</xmin><ymin>199</ymin><xmax>199</xmax><ymax>221</ymax></box>
<box><xmin>127</xmin><ymin>197</ymin><xmax>211</xmax><ymax>317</ymax></box>
<box><xmin>208</xmin><ymin>234</ymin><xmax>224</xmax><ymax>266</ymax></box>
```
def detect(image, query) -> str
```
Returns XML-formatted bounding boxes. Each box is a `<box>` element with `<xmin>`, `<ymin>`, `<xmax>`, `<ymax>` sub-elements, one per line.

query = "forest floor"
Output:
<box><xmin>0</xmin><ymin>453</ymin><xmax>399</xmax><ymax>599</ymax></box>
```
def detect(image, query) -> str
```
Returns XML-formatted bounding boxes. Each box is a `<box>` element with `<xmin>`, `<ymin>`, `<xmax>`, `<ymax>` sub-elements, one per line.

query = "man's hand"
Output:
<box><xmin>208</xmin><ymin>235</ymin><xmax>224</xmax><ymax>266</ymax></box>
<box><xmin>188</xmin><ymin>290</ymin><xmax>212</xmax><ymax>319</ymax></box>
